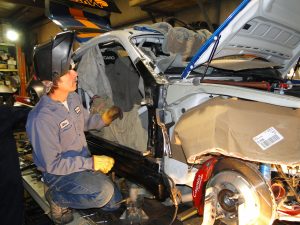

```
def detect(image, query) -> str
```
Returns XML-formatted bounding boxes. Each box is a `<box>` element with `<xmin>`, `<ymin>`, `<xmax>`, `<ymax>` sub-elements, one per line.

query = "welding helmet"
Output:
<box><xmin>33</xmin><ymin>31</ymin><xmax>75</xmax><ymax>81</ymax></box>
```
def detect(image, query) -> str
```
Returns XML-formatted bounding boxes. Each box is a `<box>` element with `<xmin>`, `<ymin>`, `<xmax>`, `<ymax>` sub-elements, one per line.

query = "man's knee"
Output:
<box><xmin>100</xmin><ymin>183</ymin><xmax>123</xmax><ymax>211</ymax></box>
<box><xmin>93</xmin><ymin>180</ymin><xmax>115</xmax><ymax>207</ymax></box>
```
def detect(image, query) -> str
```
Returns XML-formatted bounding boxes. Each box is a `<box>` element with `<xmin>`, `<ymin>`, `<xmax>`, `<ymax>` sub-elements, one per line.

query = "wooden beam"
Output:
<box><xmin>129</xmin><ymin>0</ymin><xmax>159</xmax><ymax>7</ymax></box>
<box><xmin>0</xmin><ymin>0</ymin><xmax>45</xmax><ymax>8</ymax></box>
<box><xmin>141</xmin><ymin>6</ymin><xmax>174</xmax><ymax>18</ymax></box>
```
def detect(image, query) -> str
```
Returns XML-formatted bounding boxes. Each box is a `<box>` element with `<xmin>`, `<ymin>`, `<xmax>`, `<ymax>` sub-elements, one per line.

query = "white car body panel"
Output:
<box><xmin>183</xmin><ymin>0</ymin><xmax>300</xmax><ymax>78</ymax></box>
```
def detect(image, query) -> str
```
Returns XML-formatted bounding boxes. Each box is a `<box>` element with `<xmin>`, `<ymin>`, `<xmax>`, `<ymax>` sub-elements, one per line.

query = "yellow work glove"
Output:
<box><xmin>102</xmin><ymin>106</ymin><xmax>123</xmax><ymax>125</ymax></box>
<box><xmin>92</xmin><ymin>155</ymin><xmax>115</xmax><ymax>174</ymax></box>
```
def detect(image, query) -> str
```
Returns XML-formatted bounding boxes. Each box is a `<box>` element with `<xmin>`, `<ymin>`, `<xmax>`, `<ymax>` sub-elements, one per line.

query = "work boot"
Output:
<box><xmin>45</xmin><ymin>190</ymin><xmax>74</xmax><ymax>224</ymax></box>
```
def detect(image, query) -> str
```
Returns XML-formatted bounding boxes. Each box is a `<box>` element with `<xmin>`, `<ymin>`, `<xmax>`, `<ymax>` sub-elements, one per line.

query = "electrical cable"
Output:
<box><xmin>168</xmin><ymin>205</ymin><xmax>178</xmax><ymax>225</ymax></box>
<box><xmin>291</xmin><ymin>57</ymin><xmax>300</xmax><ymax>81</ymax></box>
<box><xmin>162</xmin><ymin>171</ymin><xmax>180</xmax><ymax>225</ymax></box>
<box><xmin>200</xmin><ymin>35</ymin><xmax>221</xmax><ymax>82</ymax></box>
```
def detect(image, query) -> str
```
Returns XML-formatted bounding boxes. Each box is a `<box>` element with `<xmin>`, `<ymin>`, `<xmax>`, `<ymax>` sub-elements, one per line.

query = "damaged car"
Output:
<box><xmin>70</xmin><ymin>0</ymin><xmax>300</xmax><ymax>224</ymax></box>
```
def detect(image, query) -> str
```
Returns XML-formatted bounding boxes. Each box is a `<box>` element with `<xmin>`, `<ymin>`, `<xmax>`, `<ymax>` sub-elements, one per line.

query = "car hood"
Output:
<box><xmin>182</xmin><ymin>0</ymin><xmax>300</xmax><ymax>79</ymax></box>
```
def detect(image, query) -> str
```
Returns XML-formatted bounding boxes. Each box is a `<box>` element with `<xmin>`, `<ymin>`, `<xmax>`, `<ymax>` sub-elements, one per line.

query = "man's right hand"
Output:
<box><xmin>92</xmin><ymin>155</ymin><xmax>115</xmax><ymax>174</ymax></box>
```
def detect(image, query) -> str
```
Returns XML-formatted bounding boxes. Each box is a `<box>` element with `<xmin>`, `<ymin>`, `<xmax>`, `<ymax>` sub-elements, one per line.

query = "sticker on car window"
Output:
<box><xmin>253</xmin><ymin>127</ymin><xmax>283</xmax><ymax>150</ymax></box>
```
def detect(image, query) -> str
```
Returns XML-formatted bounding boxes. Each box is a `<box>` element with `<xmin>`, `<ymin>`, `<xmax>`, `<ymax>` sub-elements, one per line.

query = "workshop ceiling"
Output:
<box><xmin>130</xmin><ymin>0</ymin><xmax>200</xmax><ymax>15</ymax></box>
<box><xmin>0</xmin><ymin>0</ymin><xmax>45</xmax><ymax>28</ymax></box>
<box><xmin>0</xmin><ymin>0</ymin><xmax>120</xmax><ymax>28</ymax></box>
<box><xmin>0</xmin><ymin>0</ymin><xmax>211</xmax><ymax>28</ymax></box>
<box><xmin>0</xmin><ymin>0</ymin><xmax>218</xmax><ymax>33</ymax></box>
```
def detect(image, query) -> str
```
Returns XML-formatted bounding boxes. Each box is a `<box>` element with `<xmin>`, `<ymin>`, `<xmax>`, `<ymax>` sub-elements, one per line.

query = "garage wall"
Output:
<box><xmin>32</xmin><ymin>0</ymin><xmax>241</xmax><ymax>44</ymax></box>
<box><xmin>111</xmin><ymin>1</ymin><xmax>203</xmax><ymax>28</ymax></box>
<box><xmin>31</xmin><ymin>21</ymin><xmax>61</xmax><ymax>44</ymax></box>
<box><xmin>35</xmin><ymin>22</ymin><xmax>61</xmax><ymax>44</ymax></box>
<box><xmin>111</xmin><ymin>0</ymin><xmax>241</xmax><ymax>28</ymax></box>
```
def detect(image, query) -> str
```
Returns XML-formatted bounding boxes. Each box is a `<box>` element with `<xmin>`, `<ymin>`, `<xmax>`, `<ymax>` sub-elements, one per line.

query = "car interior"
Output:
<box><xmin>77</xmin><ymin>42</ymin><xmax>149</xmax><ymax>154</ymax></box>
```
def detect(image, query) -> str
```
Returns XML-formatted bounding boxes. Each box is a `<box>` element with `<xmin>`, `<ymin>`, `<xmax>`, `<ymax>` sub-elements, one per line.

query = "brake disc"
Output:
<box><xmin>206</xmin><ymin>158</ymin><xmax>276</xmax><ymax>225</ymax></box>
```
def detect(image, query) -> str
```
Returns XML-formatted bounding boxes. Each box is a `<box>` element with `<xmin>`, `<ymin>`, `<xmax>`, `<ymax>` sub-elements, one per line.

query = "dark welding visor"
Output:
<box><xmin>33</xmin><ymin>31</ymin><xmax>75</xmax><ymax>81</ymax></box>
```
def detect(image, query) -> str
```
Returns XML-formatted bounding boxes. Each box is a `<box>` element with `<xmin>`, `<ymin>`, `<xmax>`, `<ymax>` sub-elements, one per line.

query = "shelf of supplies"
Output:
<box><xmin>0</xmin><ymin>43</ymin><xmax>15</xmax><ymax>47</ymax></box>
<box><xmin>0</xmin><ymin>69</ymin><xmax>18</xmax><ymax>72</ymax></box>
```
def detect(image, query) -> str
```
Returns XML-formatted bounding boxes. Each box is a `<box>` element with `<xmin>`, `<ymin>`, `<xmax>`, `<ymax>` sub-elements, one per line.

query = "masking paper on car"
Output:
<box><xmin>171</xmin><ymin>97</ymin><xmax>300</xmax><ymax>166</ymax></box>
<box><xmin>134</xmin><ymin>22</ymin><xmax>211</xmax><ymax>61</ymax></box>
<box><xmin>163</xmin><ymin>27</ymin><xmax>211</xmax><ymax>60</ymax></box>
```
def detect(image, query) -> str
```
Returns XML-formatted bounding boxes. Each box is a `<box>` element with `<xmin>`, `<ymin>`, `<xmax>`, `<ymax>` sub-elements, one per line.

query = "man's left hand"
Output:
<box><xmin>93</xmin><ymin>155</ymin><xmax>115</xmax><ymax>174</ymax></box>
<box><xmin>102</xmin><ymin>106</ymin><xmax>123</xmax><ymax>125</ymax></box>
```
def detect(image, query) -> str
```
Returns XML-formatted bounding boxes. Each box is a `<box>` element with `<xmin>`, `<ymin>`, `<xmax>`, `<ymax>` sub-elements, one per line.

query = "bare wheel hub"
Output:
<box><xmin>206</xmin><ymin>158</ymin><xmax>276</xmax><ymax>225</ymax></box>
<box><xmin>209</xmin><ymin>170</ymin><xmax>259</xmax><ymax>223</ymax></box>
<box><xmin>218</xmin><ymin>189</ymin><xmax>238</xmax><ymax>213</ymax></box>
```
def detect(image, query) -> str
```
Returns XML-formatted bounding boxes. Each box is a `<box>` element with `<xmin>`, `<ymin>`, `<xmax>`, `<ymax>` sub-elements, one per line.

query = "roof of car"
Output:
<box><xmin>73</xmin><ymin>28</ymin><xmax>158</xmax><ymax>60</ymax></box>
